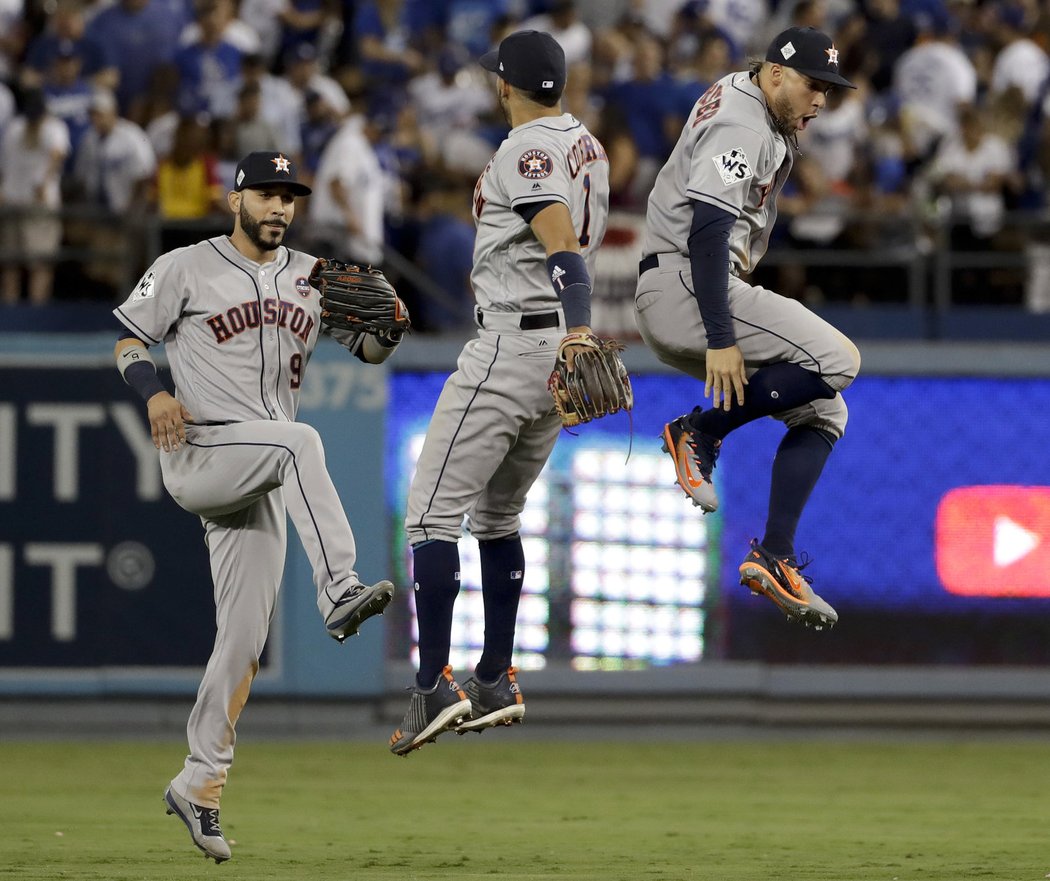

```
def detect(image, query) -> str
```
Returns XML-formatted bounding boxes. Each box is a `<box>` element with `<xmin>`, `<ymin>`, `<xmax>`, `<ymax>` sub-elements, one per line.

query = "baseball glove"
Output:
<box><xmin>547</xmin><ymin>333</ymin><xmax>634</xmax><ymax>428</ymax></box>
<box><xmin>309</xmin><ymin>259</ymin><xmax>411</xmax><ymax>335</ymax></box>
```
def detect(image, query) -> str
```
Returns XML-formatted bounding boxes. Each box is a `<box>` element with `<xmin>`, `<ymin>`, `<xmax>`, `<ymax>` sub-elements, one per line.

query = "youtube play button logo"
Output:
<box><xmin>935</xmin><ymin>486</ymin><xmax>1050</xmax><ymax>597</ymax></box>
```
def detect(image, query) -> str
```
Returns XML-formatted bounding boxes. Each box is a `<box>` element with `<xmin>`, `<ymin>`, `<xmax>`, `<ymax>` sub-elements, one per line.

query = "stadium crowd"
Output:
<box><xmin>1</xmin><ymin>0</ymin><xmax>1049</xmax><ymax>324</ymax></box>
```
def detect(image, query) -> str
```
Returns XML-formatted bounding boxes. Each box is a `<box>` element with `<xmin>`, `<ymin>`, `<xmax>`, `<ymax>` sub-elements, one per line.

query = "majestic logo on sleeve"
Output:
<box><xmin>132</xmin><ymin>270</ymin><xmax>156</xmax><ymax>301</ymax></box>
<box><xmin>271</xmin><ymin>153</ymin><xmax>291</xmax><ymax>173</ymax></box>
<box><xmin>518</xmin><ymin>149</ymin><xmax>553</xmax><ymax>180</ymax></box>
<box><xmin>713</xmin><ymin>148</ymin><xmax>754</xmax><ymax>186</ymax></box>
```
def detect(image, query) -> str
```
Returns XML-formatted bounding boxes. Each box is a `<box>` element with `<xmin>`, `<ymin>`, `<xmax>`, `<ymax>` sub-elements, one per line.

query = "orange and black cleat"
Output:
<box><xmin>661</xmin><ymin>411</ymin><xmax>721</xmax><ymax>513</ymax></box>
<box><xmin>738</xmin><ymin>539</ymin><xmax>838</xmax><ymax>630</ymax></box>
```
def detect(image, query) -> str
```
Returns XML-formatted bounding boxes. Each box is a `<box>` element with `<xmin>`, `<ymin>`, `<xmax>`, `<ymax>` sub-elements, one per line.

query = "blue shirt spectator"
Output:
<box><xmin>85</xmin><ymin>0</ymin><xmax>181</xmax><ymax>119</ymax></box>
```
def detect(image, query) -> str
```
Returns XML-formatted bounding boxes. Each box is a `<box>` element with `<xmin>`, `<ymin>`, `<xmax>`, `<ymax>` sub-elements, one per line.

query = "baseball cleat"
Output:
<box><xmin>389</xmin><ymin>665</ymin><xmax>471</xmax><ymax>756</ymax></box>
<box><xmin>325</xmin><ymin>579</ymin><xmax>394</xmax><ymax>643</ymax></box>
<box><xmin>661</xmin><ymin>410</ymin><xmax>721</xmax><ymax>513</ymax></box>
<box><xmin>738</xmin><ymin>539</ymin><xmax>838</xmax><ymax>630</ymax></box>
<box><xmin>455</xmin><ymin>666</ymin><xmax>526</xmax><ymax>733</ymax></box>
<box><xmin>164</xmin><ymin>786</ymin><xmax>231</xmax><ymax>863</ymax></box>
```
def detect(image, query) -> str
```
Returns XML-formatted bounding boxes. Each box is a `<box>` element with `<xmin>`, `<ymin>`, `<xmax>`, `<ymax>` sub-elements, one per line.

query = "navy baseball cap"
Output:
<box><xmin>233</xmin><ymin>151</ymin><xmax>311</xmax><ymax>196</ymax></box>
<box><xmin>479</xmin><ymin>30</ymin><xmax>566</xmax><ymax>93</ymax></box>
<box><xmin>765</xmin><ymin>27</ymin><xmax>856</xmax><ymax>89</ymax></box>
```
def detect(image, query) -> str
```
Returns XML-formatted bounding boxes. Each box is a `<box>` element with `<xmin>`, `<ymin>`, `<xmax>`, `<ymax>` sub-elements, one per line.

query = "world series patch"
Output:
<box><xmin>518</xmin><ymin>149</ymin><xmax>553</xmax><ymax>180</ymax></box>
<box><xmin>713</xmin><ymin>148</ymin><xmax>754</xmax><ymax>186</ymax></box>
<box><xmin>295</xmin><ymin>276</ymin><xmax>311</xmax><ymax>297</ymax></box>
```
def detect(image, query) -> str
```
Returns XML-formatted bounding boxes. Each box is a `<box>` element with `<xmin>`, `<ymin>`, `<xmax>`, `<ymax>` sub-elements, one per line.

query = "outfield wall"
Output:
<box><xmin>2</xmin><ymin>333</ymin><xmax>1050</xmax><ymax>707</ymax></box>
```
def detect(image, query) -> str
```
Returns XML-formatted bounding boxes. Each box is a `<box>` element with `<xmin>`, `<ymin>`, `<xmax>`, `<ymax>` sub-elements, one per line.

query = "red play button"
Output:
<box><xmin>935</xmin><ymin>486</ymin><xmax>1050</xmax><ymax>597</ymax></box>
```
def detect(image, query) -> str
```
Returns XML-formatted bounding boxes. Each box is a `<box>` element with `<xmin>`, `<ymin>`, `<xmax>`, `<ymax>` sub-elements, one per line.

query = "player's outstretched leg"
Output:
<box><xmin>661</xmin><ymin>407</ymin><xmax>721</xmax><ymax>512</ymax></box>
<box><xmin>738</xmin><ymin>539</ymin><xmax>837</xmax><ymax>630</ymax></box>
<box><xmin>454</xmin><ymin>666</ymin><xmax>526</xmax><ymax>733</ymax></box>
<box><xmin>389</xmin><ymin>666</ymin><xmax>471</xmax><ymax>756</ymax></box>
<box><xmin>323</xmin><ymin>580</ymin><xmax>395</xmax><ymax>643</ymax></box>
<box><xmin>164</xmin><ymin>786</ymin><xmax>232</xmax><ymax>863</ymax></box>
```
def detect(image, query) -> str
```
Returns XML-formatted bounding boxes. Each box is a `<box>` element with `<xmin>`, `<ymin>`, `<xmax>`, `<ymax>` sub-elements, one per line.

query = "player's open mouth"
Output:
<box><xmin>799</xmin><ymin>114</ymin><xmax>817</xmax><ymax>130</ymax></box>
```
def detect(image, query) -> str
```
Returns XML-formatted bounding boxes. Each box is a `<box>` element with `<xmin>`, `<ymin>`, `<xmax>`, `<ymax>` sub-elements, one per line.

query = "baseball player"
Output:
<box><xmin>112</xmin><ymin>151</ymin><xmax>400</xmax><ymax>862</ymax></box>
<box><xmin>635</xmin><ymin>27</ymin><xmax>862</xmax><ymax>629</ymax></box>
<box><xmin>390</xmin><ymin>30</ymin><xmax>610</xmax><ymax>755</ymax></box>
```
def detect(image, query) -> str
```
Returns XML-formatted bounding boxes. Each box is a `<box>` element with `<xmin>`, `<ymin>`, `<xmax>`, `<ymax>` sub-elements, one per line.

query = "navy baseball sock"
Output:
<box><xmin>476</xmin><ymin>534</ymin><xmax>525</xmax><ymax>683</ymax></box>
<box><xmin>691</xmin><ymin>362</ymin><xmax>836</xmax><ymax>440</ymax></box>
<box><xmin>411</xmin><ymin>539</ymin><xmax>461</xmax><ymax>689</ymax></box>
<box><xmin>761</xmin><ymin>426</ymin><xmax>836</xmax><ymax>558</ymax></box>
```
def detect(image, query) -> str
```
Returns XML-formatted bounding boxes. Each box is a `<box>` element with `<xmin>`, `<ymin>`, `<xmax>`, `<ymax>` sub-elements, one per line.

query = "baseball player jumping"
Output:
<box><xmin>391</xmin><ymin>30</ymin><xmax>610</xmax><ymax>755</ymax></box>
<box><xmin>113</xmin><ymin>152</ymin><xmax>401</xmax><ymax>862</ymax></box>
<box><xmin>635</xmin><ymin>27</ymin><xmax>862</xmax><ymax>630</ymax></box>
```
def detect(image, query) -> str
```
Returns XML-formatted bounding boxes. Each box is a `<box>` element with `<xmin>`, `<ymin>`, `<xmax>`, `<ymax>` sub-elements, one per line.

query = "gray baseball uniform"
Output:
<box><xmin>115</xmin><ymin>235</ymin><xmax>375</xmax><ymax>808</ymax></box>
<box><xmin>635</xmin><ymin>70</ymin><xmax>858</xmax><ymax>437</ymax></box>
<box><xmin>406</xmin><ymin>112</ymin><xmax>609</xmax><ymax>544</ymax></box>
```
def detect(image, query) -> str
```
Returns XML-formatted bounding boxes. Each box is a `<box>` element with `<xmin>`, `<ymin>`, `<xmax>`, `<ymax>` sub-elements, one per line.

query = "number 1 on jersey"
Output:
<box><xmin>579</xmin><ymin>172</ymin><xmax>591</xmax><ymax>247</ymax></box>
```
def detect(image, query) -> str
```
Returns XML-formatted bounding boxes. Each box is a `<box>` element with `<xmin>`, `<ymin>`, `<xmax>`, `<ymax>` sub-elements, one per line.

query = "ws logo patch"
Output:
<box><xmin>713</xmin><ymin>148</ymin><xmax>753</xmax><ymax>186</ymax></box>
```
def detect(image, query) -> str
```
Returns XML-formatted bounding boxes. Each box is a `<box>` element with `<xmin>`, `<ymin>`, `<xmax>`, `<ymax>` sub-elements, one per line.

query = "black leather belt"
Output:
<box><xmin>638</xmin><ymin>254</ymin><xmax>659</xmax><ymax>275</ymax></box>
<box><xmin>476</xmin><ymin>309</ymin><xmax>560</xmax><ymax>330</ymax></box>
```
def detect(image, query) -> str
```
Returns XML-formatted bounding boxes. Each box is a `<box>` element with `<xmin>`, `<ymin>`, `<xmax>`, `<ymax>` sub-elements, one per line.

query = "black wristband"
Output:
<box><xmin>124</xmin><ymin>360</ymin><xmax>167</xmax><ymax>402</ymax></box>
<box><xmin>546</xmin><ymin>251</ymin><xmax>592</xmax><ymax>328</ymax></box>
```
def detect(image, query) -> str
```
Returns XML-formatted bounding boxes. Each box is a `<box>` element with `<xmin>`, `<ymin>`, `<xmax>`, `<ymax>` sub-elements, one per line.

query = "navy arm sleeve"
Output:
<box><xmin>514</xmin><ymin>199</ymin><xmax>558</xmax><ymax>223</ymax></box>
<box><xmin>687</xmin><ymin>200</ymin><xmax>736</xmax><ymax>349</ymax></box>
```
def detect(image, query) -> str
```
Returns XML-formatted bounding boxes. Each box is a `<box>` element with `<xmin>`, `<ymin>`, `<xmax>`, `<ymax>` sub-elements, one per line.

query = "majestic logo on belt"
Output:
<box><xmin>518</xmin><ymin>149</ymin><xmax>553</xmax><ymax>180</ymax></box>
<box><xmin>271</xmin><ymin>154</ymin><xmax>291</xmax><ymax>173</ymax></box>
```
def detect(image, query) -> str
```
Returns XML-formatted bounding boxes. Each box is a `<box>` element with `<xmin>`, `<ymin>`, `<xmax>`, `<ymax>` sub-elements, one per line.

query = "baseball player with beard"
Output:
<box><xmin>113</xmin><ymin>151</ymin><xmax>400</xmax><ymax>862</ymax></box>
<box><xmin>390</xmin><ymin>30</ymin><xmax>610</xmax><ymax>755</ymax></box>
<box><xmin>635</xmin><ymin>27</ymin><xmax>862</xmax><ymax>630</ymax></box>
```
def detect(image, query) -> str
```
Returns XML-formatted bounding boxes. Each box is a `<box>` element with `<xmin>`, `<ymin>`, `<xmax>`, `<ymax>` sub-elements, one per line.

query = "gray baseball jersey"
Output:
<box><xmin>635</xmin><ymin>70</ymin><xmax>860</xmax><ymax>438</ymax></box>
<box><xmin>470</xmin><ymin>113</ymin><xmax>609</xmax><ymax>311</ymax></box>
<box><xmin>115</xmin><ymin>235</ymin><xmax>376</xmax><ymax>809</ymax></box>
<box><xmin>406</xmin><ymin>113</ymin><xmax>610</xmax><ymax>545</ymax></box>
<box><xmin>643</xmin><ymin>71</ymin><xmax>792</xmax><ymax>275</ymax></box>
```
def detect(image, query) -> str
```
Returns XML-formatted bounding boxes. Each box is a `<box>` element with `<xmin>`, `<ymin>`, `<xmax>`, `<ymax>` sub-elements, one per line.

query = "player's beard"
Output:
<box><xmin>768</xmin><ymin>91</ymin><xmax>802</xmax><ymax>139</ymax></box>
<box><xmin>239</xmin><ymin>204</ymin><xmax>285</xmax><ymax>251</ymax></box>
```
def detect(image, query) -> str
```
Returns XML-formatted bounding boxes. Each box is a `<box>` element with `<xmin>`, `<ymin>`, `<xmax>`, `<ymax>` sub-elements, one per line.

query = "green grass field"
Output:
<box><xmin>2</xmin><ymin>738</ymin><xmax>1047</xmax><ymax>881</ymax></box>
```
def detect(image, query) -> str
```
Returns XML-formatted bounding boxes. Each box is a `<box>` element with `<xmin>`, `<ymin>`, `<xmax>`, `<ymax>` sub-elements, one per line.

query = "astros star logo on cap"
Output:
<box><xmin>271</xmin><ymin>154</ymin><xmax>291</xmax><ymax>173</ymax></box>
<box><xmin>825</xmin><ymin>46</ymin><xmax>839</xmax><ymax>65</ymax></box>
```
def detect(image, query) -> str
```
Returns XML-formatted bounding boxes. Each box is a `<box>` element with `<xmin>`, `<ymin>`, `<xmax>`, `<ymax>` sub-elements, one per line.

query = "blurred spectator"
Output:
<box><xmin>0</xmin><ymin>89</ymin><xmax>69</xmax><ymax>304</ymax></box>
<box><xmin>277</xmin><ymin>0</ymin><xmax>336</xmax><ymax>65</ymax></box>
<box><xmin>923</xmin><ymin>103</ymin><xmax>1020</xmax><ymax>303</ymax></box>
<box><xmin>306</xmin><ymin>111</ymin><xmax>385</xmax><ymax>265</ymax></box>
<box><xmin>20</xmin><ymin>0</ymin><xmax>118</xmax><ymax>92</ymax></box>
<box><xmin>299</xmin><ymin>89</ymin><xmax>341</xmax><ymax>173</ymax></box>
<box><xmin>667</xmin><ymin>30</ymin><xmax>733</xmax><ymax>125</ymax></box>
<box><xmin>354</xmin><ymin>0</ymin><xmax>430</xmax><ymax>97</ymax></box>
<box><xmin>593</xmin><ymin>102</ymin><xmax>639</xmax><ymax>208</ymax></box>
<box><xmin>441</xmin><ymin>0</ymin><xmax>520</xmax><ymax>57</ymax></box>
<box><xmin>603</xmin><ymin>32</ymin><xmax>677</xmax><ymax>203</ymax></box>
<box><xmin>173</xmin><ymin>0</ymin><xmax>244</xmax><ymax>119</ymax></box>
<box><xmin>702</xmin><ymin>0</ymin><xmax>769</xmax><ymax>58</ymax></box>
<box><xmin>180</xmin><ymin>0</ymin><xmax>261</xmax><ymax>53</ymax></box>
<box><xmin>285</xmin><ymin>41</ymin><xmax>351</xmax><ymax>118</ymax></box>
<box><xmin>238</xmin><ymin>0</ymin><xmax>286</xmax><ymax>66</ymax></box>
<box><xmin>40</xmin><ymin>40</ymin><xmax>95</xmax><ymax>168</ymax></box>
<box><xmin>142</xmin><ymin>63</ymin><xmax>184</xmax><ymax>160</ymax></box>
<box><xmin>230</xmin><ymin>80</ymin><xmax>283</xmax><ymax>157</ymax></box>
<box><xmin>84</xmin><ymin>0</ymin><xmax>183</xmax><ymax>124</ymax></box>
<box><xmin>240</xmin><ymin>52</ymin><xmax>303</xmax><ymax>159</ymax></box>
<box><xmin>154</xmin><ymin>114</ymin><xmax>224</xmax><ymax>220</ymax></box>
<box><xmin>804</xmin><ymin>85</ymin><xmax>869</xmax><ymax>187</ymax></box>
<box><xmin>153</xmin><ymin>114</ymin><xmax>225</xmax><ymax>249</ymax></box>
<box><xmin>988</xmin><ymin>3</ymin><xmax>1049</xmax><ymax>107</ymax></box>
<box><xmin>69</xmin><ymin>89</ymin><xmax>156</xmax><ymax>291</ymax></box>
<box><xmin>893</xmin><ymin>15</ymin><xmax>976</xmax><ymax>159</ymax></box>
<box><xmin>411</xmin><ymin>174</ymin><xmax>476</xmax><ymax>331</ymax></box>
<box><xmin>844</xmin><ymin>0</ymin><xmax>917</xmax><ymax>94</ymax></box>
<box><xmin>0</xmin><ymin>0</ymin><xmax>26</xmax><ymax>82</ymax></box>
<box><xmin>522</xmin><ymin>1</ymin><xmax>592</xmax><ymax>66</ymax></box>
<box><xmin>407</xmin><ymin>44</ymin><xmax>493</xmax><ymax>143</ymax></box>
